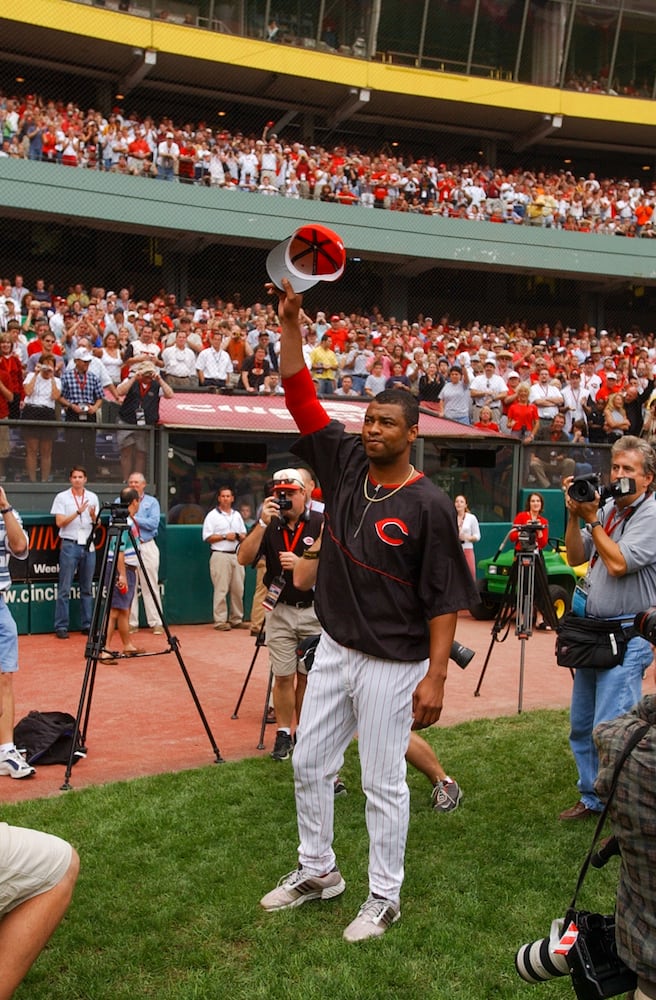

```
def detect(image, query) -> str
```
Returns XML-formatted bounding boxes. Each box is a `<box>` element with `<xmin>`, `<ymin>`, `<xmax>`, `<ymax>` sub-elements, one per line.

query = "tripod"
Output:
<box><xmin>231</xmin><ymin>620</ymin><xmax>275</xmax><ymax>750</ymax></box>
<box><xmin>61</xmin><ymin>503</ymin><xmax>223</xmax><ymax>790</ymax></box>
<box><xmin>474</xmin><ymin>527</ymin><xmax>559</xmax><ymax>714</ymax></box>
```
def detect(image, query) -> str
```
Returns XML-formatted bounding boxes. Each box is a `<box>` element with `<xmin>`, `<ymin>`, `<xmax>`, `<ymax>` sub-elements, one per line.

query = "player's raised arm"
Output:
<box><xmin>276</xmin><ymin>278</ymin><xmax>306</xmax><ymax>379</ymax></box>
<box><xmin>274</xmin><ymin>279</ymin><xmax>330</xmax><ymax>436</ymax></box>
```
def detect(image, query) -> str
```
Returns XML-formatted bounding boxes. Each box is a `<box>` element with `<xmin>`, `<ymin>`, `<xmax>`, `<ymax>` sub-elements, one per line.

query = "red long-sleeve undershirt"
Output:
<box><xmin>282</xmin><ymin>366</ymin><xmax>331</xmax><ymax>435</ymax></box>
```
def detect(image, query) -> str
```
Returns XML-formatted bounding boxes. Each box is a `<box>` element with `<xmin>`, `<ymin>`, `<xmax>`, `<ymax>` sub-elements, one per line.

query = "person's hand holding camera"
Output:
<box><xmin>258</xmin><ymin>495</ymin><xmax>279</xmax><ymax>527</ymax></box>
<box><xmin>563</xmin><ymin>474</ymin><xmax>599</xmax><ymax>524</ymax></box>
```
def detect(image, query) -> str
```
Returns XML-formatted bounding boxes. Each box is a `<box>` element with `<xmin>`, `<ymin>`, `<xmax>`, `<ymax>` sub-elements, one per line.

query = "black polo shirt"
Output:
<box><xmin>260</xmin><ymin>509</ymin><xmax>323</xmax><ymax>605</ymax></box>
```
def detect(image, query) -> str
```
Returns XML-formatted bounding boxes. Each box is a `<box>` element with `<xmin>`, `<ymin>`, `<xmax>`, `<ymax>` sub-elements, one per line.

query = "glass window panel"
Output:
<box><xmin>564</xmin><ymin>2</ymin><xmax>620</xmax><ymax>93</ymax></box>
<box><xmin>469</xmin><ymin>2</ymin><xmax>524</xmax><ymax>80</ymax></box>
<box><xmin>377</xmin><ymin>0</ymin><xmax>425</xmax><ymax>65</ymax></box>
<box><xmin>167</xmin><ymin>432</ymin><xmax>302</xmax><ymax>520</ymax></box>
<box><xmin>612</xmin><ymin>10</ymin><xmax>656</xmax><ymax>98</ymax></box>
<box><xmin>517</xmin><ymin>0</ymin><xmax>569</xmax><ymax>88</ymax></box>
<box><xmin>422</xmin><ymin>443</ymin><xmax>514</xmax><ymax>523</ymax></box>
<box><xmin>422</xmin><ymin>0</ymin><xmax>473</xmax><ymax>72</ymax></box>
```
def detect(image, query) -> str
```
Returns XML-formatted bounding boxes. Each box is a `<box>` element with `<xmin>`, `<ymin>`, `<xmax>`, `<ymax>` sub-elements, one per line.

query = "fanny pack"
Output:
<box><xmin>556</xmin><ymin>612</ymin><xmax>635</xmax><ymax>670</ymax></box>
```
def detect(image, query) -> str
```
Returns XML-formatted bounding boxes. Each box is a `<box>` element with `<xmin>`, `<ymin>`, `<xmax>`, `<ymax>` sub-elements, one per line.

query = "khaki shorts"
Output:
<box><xmin>0</xmin><ymin>822</ymin><xmax>73</xmax><ymax>916</ymax></box>
<box><xmin>266</xmin><ymin>602</ymin><xmax>321</xmax><ymax>677</ymax></box>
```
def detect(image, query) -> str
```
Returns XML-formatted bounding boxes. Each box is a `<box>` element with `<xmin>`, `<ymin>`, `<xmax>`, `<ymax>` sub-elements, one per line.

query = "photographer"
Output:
<box><xmin>510</xmin><ymin>492</ymin><xmax>552</xmax><ymax>629</ymax></box>
<box><xmin>594</xmin><ymin>694</ymin><xmax>656</xmax><ymax>1000</ymax></box>
<box><xmin>561</xmin><ymin>436</ymin><xmax>656</xmax><ymax>821</ymax></box>
<box><xmin>510</xmin><ymin>492</ymin><xmax>549</xmax><ymax>550</ymax></box>
<box><xmin>116</xmin><ymin>362</ymin><xmax>173</xmax><ymax>480</ymax></box>
<box><xmin>20</xmin><ymin>356</ymin><xmax>61</xmax><ymax>483</ymax></box>
<box><xmin>237</xmin><ymin>469</ymin><xmax>322</xmax><ymax>762</ymax></box>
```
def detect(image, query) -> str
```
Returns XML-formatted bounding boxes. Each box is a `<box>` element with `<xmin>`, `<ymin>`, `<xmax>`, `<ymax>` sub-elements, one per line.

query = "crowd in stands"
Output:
<box><xmin>563</xmin><ymin>71</ymin><xmax>654</xmax><ymax>100</ymax></box>
<box><xmin>2</xmin><ymin>274</ymin><xmax>656</xmax><ymax>453</ymax></box>
<box><xmin>3</xmin><ymin>91</ymin><xmax>656</xmax><ymax>237</ymax></box>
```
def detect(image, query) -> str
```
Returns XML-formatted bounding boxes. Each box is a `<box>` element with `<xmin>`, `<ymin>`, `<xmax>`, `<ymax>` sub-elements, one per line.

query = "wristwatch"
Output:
<box><xmin>589</xmin><ymin>520</ymin><xmax>602</xmax><ymax>530</ymax></box>
<box><xmin>0</xmin><ymin>506</ymin><xmax>13</xmax><ymax>515</ymax></box>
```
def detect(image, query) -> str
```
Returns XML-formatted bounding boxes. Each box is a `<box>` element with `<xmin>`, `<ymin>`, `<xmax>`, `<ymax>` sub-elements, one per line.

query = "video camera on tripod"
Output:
<box><xmin>99</xmin><ymin>501</ymin><xmax>132</xmax><ymax>524</ymax></box>
<box><xmin>515</xmin><ymin>520</ymin><xmax>543</xmax><ymax>552</ymax></box>
<box><xmin>474</xmin><ymin>515</ymin><xmax>559</xmax><ymax>712</ymax></box>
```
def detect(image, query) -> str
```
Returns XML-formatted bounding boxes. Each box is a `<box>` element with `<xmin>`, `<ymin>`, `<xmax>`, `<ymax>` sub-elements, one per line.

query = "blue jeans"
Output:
<box><xmin>569</xmin><ymin>634</ymin><xmax>652</xmax><ymax>811</ymax></box>
<box><xmin>54</xmin><ymin>541</ymin><xmax>96</xmax><ymax>632</ymax></box>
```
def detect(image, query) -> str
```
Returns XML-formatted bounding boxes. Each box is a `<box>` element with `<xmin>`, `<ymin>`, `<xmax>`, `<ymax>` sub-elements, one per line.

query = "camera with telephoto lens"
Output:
<box><xmin>515</xmin><ymin>917</ymin><xmax>570</xmax><ymax>985</ymax></box>
<box><xmin>450</xmin><ymin>640</ymin><xmax>475</xmax><ymax>670</ymax></box>
<box><xmin>297</xmin><ymin>635</ymin><xmax>475</xmax><ymax>673</ymax></box>
<box><xmin>516</xmin><ymin>909</ymin><xmax>636</xmax><ymax>1000</ymax></box>
<box><xmin>275</xmin><ymin>490</ymin><xmax>293</xmax><ymax>511</ymax></box>
<box><xmin>568</xmin><ymin>473</ymin><xmax>637</xmax><ymax>505</ymax></box>
<box><xmin>634</xmin><ymin>606</ymin><xmax>656</xmax><ymax>644</ymax></box>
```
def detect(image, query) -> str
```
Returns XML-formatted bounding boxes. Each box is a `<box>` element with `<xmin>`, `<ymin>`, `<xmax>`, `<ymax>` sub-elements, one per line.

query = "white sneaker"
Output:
<box><xmin>0</xmin><ymin>747</ymin><xmax>36</xmax><ymax>779</ymax></box>
<box><xmin>260</xmin><ymin>867</ymin><xmax>345</xmax><ymax>911</ymax></box>
<box><xmin>343</xmin><ymin>895</ymin><xmax>400</xmax><ymax>942</ymax></box>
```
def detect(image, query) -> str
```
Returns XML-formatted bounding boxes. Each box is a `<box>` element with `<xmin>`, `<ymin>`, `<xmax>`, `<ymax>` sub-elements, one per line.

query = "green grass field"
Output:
<box><xmin>5</xmin><ymin>710</ymin><xmax>617</xmax><ymax>1000</ymax></box>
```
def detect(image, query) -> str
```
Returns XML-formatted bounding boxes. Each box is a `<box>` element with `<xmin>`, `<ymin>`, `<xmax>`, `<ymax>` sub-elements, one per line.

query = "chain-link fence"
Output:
<box><xmin>1</xmin><ymin>12</ymin><xmax>652</xmax><ymax>526</ymax></box>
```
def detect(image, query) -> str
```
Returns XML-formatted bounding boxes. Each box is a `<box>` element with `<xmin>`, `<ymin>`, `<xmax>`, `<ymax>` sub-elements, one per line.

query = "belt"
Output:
<box><xmin>278</xmin><ymin>599</ymin><xmax>313</xmax><ymax>609</ymax></box>
<box><xmin>212</xmin><ymin>548</ymin><xmax>237</xmax><ymax>554</ymax></box>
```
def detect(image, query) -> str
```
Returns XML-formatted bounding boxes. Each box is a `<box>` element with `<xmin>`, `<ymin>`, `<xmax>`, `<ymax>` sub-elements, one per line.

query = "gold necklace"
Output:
<box><xmin>354</xmin><ymin>465</ymin><xmax>416</xmax><ymax>538</ymax></box>
<box><xmin>363</xmin><ymin>465</ymin><xmax>416</xmax><ymax>502</ymax></box>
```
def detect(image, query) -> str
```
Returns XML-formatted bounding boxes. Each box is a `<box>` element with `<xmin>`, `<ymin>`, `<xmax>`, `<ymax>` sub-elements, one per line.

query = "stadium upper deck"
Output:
<box><xmin>2</xmin><ymin>0</ymin><xmax>656</xmax><ymax>329</ymax></box>
<box><xmin>2</xmin><ymin>0</ymin><xmax>656</xmax><ymax>174</ymax></box>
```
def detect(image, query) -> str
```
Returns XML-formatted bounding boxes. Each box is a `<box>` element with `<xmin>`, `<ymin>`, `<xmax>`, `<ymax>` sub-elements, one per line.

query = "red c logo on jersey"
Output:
<box><xmin>375</xmin><ymin>518</ymin><xmax>409</xmax><ymax>546</ymax></box>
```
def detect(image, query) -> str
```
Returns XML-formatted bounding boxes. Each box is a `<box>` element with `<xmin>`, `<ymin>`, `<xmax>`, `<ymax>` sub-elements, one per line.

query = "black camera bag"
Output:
<box><xmin>556</xmin><ymin>613</ymin><xmax>633</xmax><ymax>670</ymax></box>
<box><xmin>14</xmin><ymin>710</ymin><xmax>84</xmax><ymax>766</ymax></box>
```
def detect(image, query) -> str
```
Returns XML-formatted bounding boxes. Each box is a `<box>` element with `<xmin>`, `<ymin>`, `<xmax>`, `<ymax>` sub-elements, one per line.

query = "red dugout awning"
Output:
<box><xmin>159</xmin><ymin>393</ymin><xmax>509</xmax><ymax>439</ymax></box>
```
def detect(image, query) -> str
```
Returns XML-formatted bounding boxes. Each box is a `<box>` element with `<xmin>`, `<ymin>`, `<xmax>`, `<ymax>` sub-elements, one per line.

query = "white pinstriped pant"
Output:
<box><xmin>293</xmin><ymin>630</ymin><xmax>427</xmax><ymax>905</ymax></box>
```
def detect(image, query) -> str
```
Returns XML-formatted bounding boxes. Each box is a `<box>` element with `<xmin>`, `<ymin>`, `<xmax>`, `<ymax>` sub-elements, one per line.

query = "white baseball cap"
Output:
<box><xmin>272</xmin><ymin>469</ymin><xmax>305</xmax><ymax>491</ymax></box>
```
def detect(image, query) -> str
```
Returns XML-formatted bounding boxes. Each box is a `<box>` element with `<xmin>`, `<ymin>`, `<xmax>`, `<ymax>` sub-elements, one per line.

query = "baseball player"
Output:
<box><xmin>259</xmin><ymin>278</ymin><xmax>478</xmax><ymax>942</ymax></box>
<box><xmin>293</xmin><ymin>532</ymin><xmax>464</xmax><ymax>813</ymax></box>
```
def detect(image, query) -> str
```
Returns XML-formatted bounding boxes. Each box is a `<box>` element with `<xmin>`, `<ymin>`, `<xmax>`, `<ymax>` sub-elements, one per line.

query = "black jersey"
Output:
<box><xmin>292</xmin><ymin>421</ymin><xmax>478</xmax><ymax>661</ymax></box>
